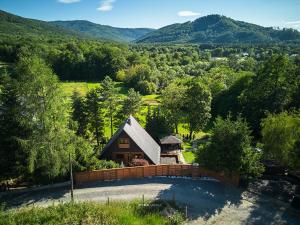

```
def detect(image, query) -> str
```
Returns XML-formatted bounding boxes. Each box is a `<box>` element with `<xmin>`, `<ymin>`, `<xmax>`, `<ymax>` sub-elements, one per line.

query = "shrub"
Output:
<box><xmin>196</xmin><ymin>116</ymin><xmax>264</xmax><ymax>178</ymax></box>
<box><xmin>130</xmin><ymin>158</ymin><xmax>149</xmax><ymax>167</ymax></box>
<box><xmin>87</xmin><ymin>159</ymin><xmax>120</xmax><ymax>171</ymax></box>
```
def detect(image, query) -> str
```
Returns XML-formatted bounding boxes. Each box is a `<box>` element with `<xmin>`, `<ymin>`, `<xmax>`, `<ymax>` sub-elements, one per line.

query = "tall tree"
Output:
<box><xmin>161</xmin><ymin>82</ymin><xmax>186</xmax><ymax>134</ymax></box>
<box><xmin>0</xmin><ymin>72</ymin><xmax>29</xmax><ymax>180</ymax></box>
<box><xmin>240</xmin><ymin>55</ymin><xmax>298</xmax><ymax>136</ymax></box>
<box><xmin>71</xmin><ymin>91</ymin><xmax>88</xmax><ymax>137</ymax></box>
<box><xmin>85</xmin><ymin>88</ymin><xmax>105</xmax><ymax>147</ymax></box>
<box><xmin>185</xmin><ymin>80</ymin><xmax>212</xmax><ymax>138</ymax></box>
<box><xmin>10</xmin><ymin>56</ymin><xmax>74</xmax><ymax>181</ymax></box>
<box><xmin>120</xmin><ymin>88</ymin><xmax>142</xmax><ymax>118</ymax></box>
<box><xmin>101</xmin><ymin>76</ymin><xmax>119</xmax><ymax>137</ymax></box>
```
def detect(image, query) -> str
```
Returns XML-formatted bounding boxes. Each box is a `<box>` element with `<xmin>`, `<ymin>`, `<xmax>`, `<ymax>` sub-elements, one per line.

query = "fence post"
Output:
<box><xmin>142</xmin><ymin>194</ymin><xmax>144</xmax><ymax>206</ymax></box>
<box><xmin>107</xmin><ymin>196</ymin><xmax>110</xmax><ymax>205</ymax></box>
<box><xmin>185</xmin><ymin>205</ymin><xmax>188</xmax><ymax>221</ymax></box>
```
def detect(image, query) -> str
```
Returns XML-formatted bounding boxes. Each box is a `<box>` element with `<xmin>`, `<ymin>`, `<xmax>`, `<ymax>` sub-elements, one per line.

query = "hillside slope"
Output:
<box><xmin>51</xmin><ymin>20</ymin><xmax>154</xmax><ymax>42</ymax></box>
<box><xmin>0</xmin><ymin>10</ymin><xmax>83</xmax><ymax>39</ymax></box>
<box><xmin>137</xmin><ymin>15</ymin><xmax>300</xmax><ymax>44</ymax></box>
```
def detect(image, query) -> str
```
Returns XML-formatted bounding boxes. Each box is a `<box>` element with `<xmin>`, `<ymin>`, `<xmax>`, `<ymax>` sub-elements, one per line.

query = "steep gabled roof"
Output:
<box><xmin>160</xmin><ymin>135</ymin><xmax>182</xmax><ymax>145</ymax></box>
<box><xmin>101</xmin><ymin>116</ymin><xmax>161</xmax><ymax>165</ymax></box>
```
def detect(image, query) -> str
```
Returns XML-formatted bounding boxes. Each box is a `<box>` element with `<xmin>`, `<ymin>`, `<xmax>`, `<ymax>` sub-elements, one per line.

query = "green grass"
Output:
<box><xmin>182</xmin><ymin>150</ymin><xmax>196</xmax><ymax>164</ymax></box>
<box><xmin>0</xmin><ymin>201</ymin><xmax>184</xmax><ymax>225</ymax></box>
<box><xmin>61</xmin><ymin>82</ymin><xmax>100</xmax><ymax>96</ymax></box>
<box><xmin>142</xmin><ymin>94</ymin><xmax>161</xmax><ymax>106</ymax></box>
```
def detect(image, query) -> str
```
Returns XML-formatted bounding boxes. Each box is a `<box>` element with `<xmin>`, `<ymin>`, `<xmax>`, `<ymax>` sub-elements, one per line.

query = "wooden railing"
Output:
<box><xmin>75</xmin><ymin>164</ymin><xmax>240</xmax><ymax>186</ymax></box>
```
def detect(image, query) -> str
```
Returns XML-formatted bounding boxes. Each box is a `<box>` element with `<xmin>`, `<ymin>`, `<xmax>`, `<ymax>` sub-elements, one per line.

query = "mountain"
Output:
<box><xmin>137</xmin><ymin>15</ymin><xmax>300</xmax><ymax>44</ymax></box>
<box><xmin>0</xmin><ymin>10</ymin><xmax>83</xmax><ymax>39</ymax></box>
<box><xmin>50</xmin><ymin>20</ymin><xmax>154</xmax><ymax>42</ymax></box>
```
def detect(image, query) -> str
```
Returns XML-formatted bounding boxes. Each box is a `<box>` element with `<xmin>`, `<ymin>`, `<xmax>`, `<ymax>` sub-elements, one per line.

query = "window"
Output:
<box><xmin>118</xmin><ymin>138</ymin><xmax>130</xmax><ymax>148</ymax></box>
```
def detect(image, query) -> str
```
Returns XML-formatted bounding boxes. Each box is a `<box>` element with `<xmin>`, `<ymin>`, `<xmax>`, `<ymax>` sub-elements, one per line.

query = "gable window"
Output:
<box><xmin>118</xmin><ymin>138</ymin><xmax>130</xmax><ymax>148</ymax></box>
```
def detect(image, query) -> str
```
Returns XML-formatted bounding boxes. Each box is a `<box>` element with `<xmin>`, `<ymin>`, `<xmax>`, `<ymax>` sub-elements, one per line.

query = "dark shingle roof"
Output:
<box><xmin>160</xmin><ymin>135</ymin><xmax>182</xmax><ymax>145</ymax></box>
<box><xmin>101</xmin><ymin>116</ymin><xmax>161</xmax><ymax>165</ymax></box>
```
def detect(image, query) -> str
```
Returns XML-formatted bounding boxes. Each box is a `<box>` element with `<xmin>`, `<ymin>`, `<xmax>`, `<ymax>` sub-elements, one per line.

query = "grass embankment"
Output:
<box><xmin>0</xmin><ymin>201</ymin><xmax>184</xmax><ymax>225</ymax></box>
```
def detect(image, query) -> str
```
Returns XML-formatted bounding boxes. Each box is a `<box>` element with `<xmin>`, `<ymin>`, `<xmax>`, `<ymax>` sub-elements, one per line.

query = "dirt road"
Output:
<box><xmin>1</xmin><ymin>177</ymin><xmax>299</xmax><ymax>224</ymax></box>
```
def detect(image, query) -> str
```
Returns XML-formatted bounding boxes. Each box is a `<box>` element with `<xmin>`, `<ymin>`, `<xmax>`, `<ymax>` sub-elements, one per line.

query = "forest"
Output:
<box><xmin>0</xmin><ymin>22</ymin><xmax>300</xmax><ymax>186</ymax></box>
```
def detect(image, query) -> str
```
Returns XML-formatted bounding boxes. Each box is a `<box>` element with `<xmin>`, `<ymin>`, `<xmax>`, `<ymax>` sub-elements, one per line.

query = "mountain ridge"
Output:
<box><xmin>1</xmin><ymin>10</ymin><xmax>300</xmax><ymax>44</ymax></box>
<box><xmin>0</xmin><ymin>10</ymin><xmax>85</xmax><ymax>39</ymax></box>
<box><xmin>136</xmin><ymin>14</ymin><xmax>300</xmax><ymax>44</ymax></box>
<box><xmin>50</xmin><ymin>20</ymin><xmax>154</xmax><ymax>42</ymax></box>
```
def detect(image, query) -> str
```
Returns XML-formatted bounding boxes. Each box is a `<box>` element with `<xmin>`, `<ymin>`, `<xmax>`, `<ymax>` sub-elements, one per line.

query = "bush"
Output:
<box><xmin>196</xmin><ymin>116</ymin><xmax>264</xmax><ymax>178</ymax></box>
<box><xmin>130</xmin><ymin>158</ymin><xmax>149</xmax><ymax>167</ymax></box>
<box><xmin>137</xmin><ymin>80</ymin><xmax>157</xmax><ymax>95</ymax></box>
<box><xmin>87</xmin><ymin>159</ymin><xmax>120</xmax><ymax>171</ymax></box>
<box><xmin>261</xmin><ymin>111</ymin><xmax>300</xmax><ymax>170</ymax></box>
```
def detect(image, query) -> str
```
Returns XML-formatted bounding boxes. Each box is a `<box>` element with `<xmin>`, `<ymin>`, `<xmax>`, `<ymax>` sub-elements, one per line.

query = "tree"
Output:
<box><xmin>197</xmin><ymin>116</ymin><xmax>264</xmax><ymax>178</ymax></box>
<box><xmin>145</xmin><ymin>106</ymin><xmax>172</xmax><ymax>138</ymax></box>
<box><xmin>101</xmin><ymin>76</ymin><xmax>120</xmax><ymax>138</ymax></box>
<box><xmin>261</xmin><ymin>111</ymin><xmax>300</xmax><ymax>169</ymax></box>
<box><xmin>120</xmin><ymin>88</ymin><xmax>142</xmax><ymax>118</ymax></box>
<box><xmin>85</xmin><ymin>88</ymin><xmax>105</xmax><ymax>147</ymax></box>
<box><xmin>0</xmin><ymin>72</ymin><xmax>29</xmax><ymax>180</ymax></box>
<box><xmin>10</xmin><ymin>56</ymin><xmax>75</xmax><ymax>181</ymax></box>
<box><xmin>185</xmin><ymin>80</ymin><xmax>212</xmax><ymax>138</ymax></box>
<box><xmin>161</xmin><ymin>82</ymin><xmax>186</xmax><ymax>133</ymax></box>
<box><xmin>240</xmin><ymin>55</ymin><xmax>298</xmax><ymax>136</ymax></box>
<box><xmin>71</xmin><ymin>91</ymin><xmax>88</xmax><ymax>137</ymax></box>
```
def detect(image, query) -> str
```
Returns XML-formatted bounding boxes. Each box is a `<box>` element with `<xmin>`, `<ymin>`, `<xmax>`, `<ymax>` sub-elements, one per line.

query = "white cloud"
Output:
<box><xmin>97</xmin><ymin>0</ymin><xmax>115</xmax><ymax>12</ymax></box>
<box><xmin>178</xmin><ymin>11</ymin><xmax>201</xmax><ymax>17</ymax></box>
<box><xmin>284</xmin><ymin>20</ymin><xmax>300</xmax><ymax>30</ymax></box>
<box><xmin>58</xmin><ymin>0</ymin><xmax>81</xmax><ymax>3</ymax></box>
<box><xmin>285</xmin><ymin>21</ymin><xmax>300</xmax><ymax>25</ymax></box>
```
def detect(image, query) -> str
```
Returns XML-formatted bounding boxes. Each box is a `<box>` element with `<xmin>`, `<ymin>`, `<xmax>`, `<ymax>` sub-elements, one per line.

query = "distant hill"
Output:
<box><xmin>0</xmin><ymin>10</ymin><xmax>83</xmax><ymax>39</ymax></box>
<box><xmin>50</xmin><ymin>20</ymin><xmax>154</xmax><ymax>42</ymax></box>
<box><xmin>137</xmin><ymin>15</ymin><xmax>300</xmax><ymax>44</ymax></box>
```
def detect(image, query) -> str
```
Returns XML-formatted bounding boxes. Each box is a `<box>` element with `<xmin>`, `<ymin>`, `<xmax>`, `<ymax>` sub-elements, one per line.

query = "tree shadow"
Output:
<box><xmin>0</xmin><ymin>185</ymin><xmax>71</xmax><ymax>209</ymax></box>
<box><xmin>153</xmin><ymin>177</ymin><xmax>244</xmax><ymax>220</ymax></box>
<box><xmin>242</xmin><ymin>178</ymin><xmax>300</xmax><ymax>225</ymax></box>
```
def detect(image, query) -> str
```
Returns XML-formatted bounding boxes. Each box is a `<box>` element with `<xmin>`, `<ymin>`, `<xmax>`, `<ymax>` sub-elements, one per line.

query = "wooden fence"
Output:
<box><xmin>75</xmin><ymin>164</ymin><xmax>240</xmax><ymax>186</ymax></box>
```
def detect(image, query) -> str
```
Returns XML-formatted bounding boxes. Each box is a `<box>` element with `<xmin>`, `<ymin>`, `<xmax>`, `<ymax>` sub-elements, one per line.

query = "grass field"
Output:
<box><xmin>0</xmin><ymin>201</ymin><xmax>183</xmax><ymax>225</ymax></box>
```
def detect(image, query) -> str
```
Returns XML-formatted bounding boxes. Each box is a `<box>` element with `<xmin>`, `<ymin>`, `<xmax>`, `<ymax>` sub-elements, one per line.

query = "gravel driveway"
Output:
<box><xmin>1</xmin><ymin>177</ymin><xmax>300</xmax><ymax>224</ymax></box>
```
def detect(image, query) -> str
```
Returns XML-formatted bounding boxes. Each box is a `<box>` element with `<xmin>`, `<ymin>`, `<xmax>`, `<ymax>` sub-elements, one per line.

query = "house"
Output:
<box><xmin>100</xmin><ymin>116</ymin><xmax>161</xmax><ymax>165</ymax></box>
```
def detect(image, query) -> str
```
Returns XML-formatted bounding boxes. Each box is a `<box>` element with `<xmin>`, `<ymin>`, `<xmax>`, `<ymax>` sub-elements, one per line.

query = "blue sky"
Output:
<box><xmin>1</xmin><ymin>0</ymin><xmax>300</xmax><ymax>29</ymax></box>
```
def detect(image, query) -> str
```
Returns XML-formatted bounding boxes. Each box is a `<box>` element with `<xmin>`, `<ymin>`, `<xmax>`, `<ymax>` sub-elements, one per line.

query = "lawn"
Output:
<box><xmin>182</xmin><ymin>150</ymin><xmax>196</xmax><ymax>164</ymax></box>
<box><xmin>0</xmin><ymin>201</ymin><xmax>184</xmax><ymax>225</ymax></box>
<box><xmin>61</xmin><ymin>82</ymin><xmax>100</xmax><ymax>96</ymax></box>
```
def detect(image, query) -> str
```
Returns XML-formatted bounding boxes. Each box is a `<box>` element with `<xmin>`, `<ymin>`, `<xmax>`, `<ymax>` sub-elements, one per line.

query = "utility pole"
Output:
<box><xmin>69</xmin><ymin>153</ymin><xmax>74</xmax><ymax>203</ymax></box>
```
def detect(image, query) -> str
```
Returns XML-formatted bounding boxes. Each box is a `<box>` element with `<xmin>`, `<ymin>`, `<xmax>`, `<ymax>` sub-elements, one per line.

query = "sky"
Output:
<box><xmin>1</xmin><ymin>0</ymin><xmax>300</xmax><ymax>30</ymax></box>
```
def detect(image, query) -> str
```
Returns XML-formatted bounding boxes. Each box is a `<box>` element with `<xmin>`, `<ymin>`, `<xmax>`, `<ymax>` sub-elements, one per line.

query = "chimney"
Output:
<box><xmin>127</xmin><ymin>117</ymin><xmax>131</xmax><ymax>125</ymax></box>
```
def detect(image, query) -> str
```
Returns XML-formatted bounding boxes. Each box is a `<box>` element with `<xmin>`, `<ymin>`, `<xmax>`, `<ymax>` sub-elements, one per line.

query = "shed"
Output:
<box><xmin>159</xmin><ymin>135</ymin><xmax>182</xmax><ymax>152</ymax></box>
